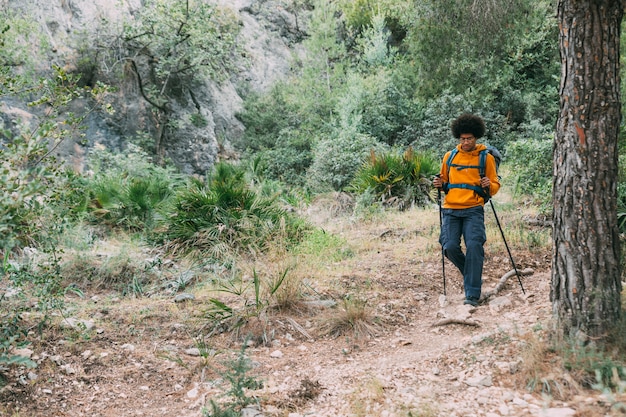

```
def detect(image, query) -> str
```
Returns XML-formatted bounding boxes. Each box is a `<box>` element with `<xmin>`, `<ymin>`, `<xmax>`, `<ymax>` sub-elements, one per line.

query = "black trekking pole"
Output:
<box><xmin>435</xmin><ymin>175</ymin><xmax>446</xmax><ymax>296</ymax></box>
<box><xmin>488</xmin><ymin>200</ymin><xmax>525</xmax><ymax>294</ymax></box>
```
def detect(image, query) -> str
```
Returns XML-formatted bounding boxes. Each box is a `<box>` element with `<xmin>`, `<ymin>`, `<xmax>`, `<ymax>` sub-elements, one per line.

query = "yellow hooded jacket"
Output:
<box><xmin>439</xmin><ymin>143</ymin><xmax>500</xmax><ymax>209</ymax></box>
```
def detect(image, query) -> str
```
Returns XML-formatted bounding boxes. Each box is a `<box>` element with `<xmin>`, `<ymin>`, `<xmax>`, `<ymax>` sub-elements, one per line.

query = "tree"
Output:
<box><xmin>407</xmin><ymin>0</ymin><xmax>558</xmax><ymax>122</ymax></box>
<box><xmin>115</xmin><ymin>0</ymin><xmax>241</xmax><ymax>160</ymax></box>
<box><xmin>552</xmin><ymin>0</ymin><xmax>623</xmax><ymax>339</ymax></box>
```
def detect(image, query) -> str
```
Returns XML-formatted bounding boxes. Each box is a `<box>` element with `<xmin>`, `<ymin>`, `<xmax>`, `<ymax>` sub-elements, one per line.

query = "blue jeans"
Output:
<box><xmin>439</xmin><ymin>206</ymin><xmax>486</xmax><ymax>300</ymax></box>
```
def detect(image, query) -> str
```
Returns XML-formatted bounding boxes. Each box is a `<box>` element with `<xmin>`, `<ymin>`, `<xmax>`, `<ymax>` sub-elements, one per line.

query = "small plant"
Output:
<box><xmin>202</xmin><ymin>343</ymin><xmax>263</xmax><ymax>417</ymax></box>
<box><xmin>506</xmin><ymin>137</ymin><xmax>553</xmax><ymax>207</ymax></box>
<box><xmin>518</xmin><ymin>327</ymin><xmax>626</xmax><ymax>400</ymax></box>
<box><xmin>204</xmin><ymin>267</ymin><xmax>294</xmax><ymax>340</ymax></box>
<box><xmin>0</xmin><ymin>311</ymin><xmax>37</xmax><ymax>387</ymax></box>
<box><xmin>320</xmin><ymin>296</ymin><xmax>378</xmax><ymax>339</ymax></box>
<box><xmin>191</xmin><ymin>112</ymin><xmax>208</xmax><ymax>128</ymax></box>
<box><xmin>84</xmin><ymin>144</ymin><xmax>182</xmax><ymax>232</ymax></box>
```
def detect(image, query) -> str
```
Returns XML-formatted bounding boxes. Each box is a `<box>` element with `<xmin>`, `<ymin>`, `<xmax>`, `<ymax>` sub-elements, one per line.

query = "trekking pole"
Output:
<box><xmin>435</xmin><ymin>175</ymin><xmax>446</xmax><ymax>296</ymax></box>
<box><xmin>488</xmin><ymin>200</ymin><xmax>525</xmax><ymax>294</ymax></box>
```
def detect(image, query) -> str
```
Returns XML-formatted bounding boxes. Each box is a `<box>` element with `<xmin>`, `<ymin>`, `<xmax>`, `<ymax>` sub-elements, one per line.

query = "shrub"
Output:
<box><xmin>307</xmin><ymin>126</ymin><xmax>384</xmax><ymax>193</ymax></box>
<box><xmin>348</xmin><ymin>147</ymin><xmax>439</xmax><ymax>210</ymax></box>
<box><xmin>83</xmin><ymin>144</ymin><xmax>183</xmax><ymax>231</ymax></box>
<box><xmin>163</xmin><ymin>162</ymin><xmax>310</xmax><ymax>259</ymax></box>
<box><xmin>504</xmin><ymin>136</ymin><xmax>553</xmax><ymax>206</ymax></box>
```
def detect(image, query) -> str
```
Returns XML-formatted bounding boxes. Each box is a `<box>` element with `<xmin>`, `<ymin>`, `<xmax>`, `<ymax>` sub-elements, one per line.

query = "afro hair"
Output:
<box><xmin>451</xmin><ymin>113</ymin><xmax>486</xmax><ymax>139</ymax></box>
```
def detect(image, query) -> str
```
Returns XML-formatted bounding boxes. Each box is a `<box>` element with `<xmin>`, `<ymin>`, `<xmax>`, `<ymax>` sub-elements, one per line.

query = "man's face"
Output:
<box><xmin>459</xmin><ymin>134</ymin><xmax>477</xmax><ymax>152</ymax></box>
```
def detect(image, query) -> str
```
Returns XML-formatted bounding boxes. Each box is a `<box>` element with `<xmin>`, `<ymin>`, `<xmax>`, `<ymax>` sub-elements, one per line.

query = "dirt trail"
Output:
<box><xmin>0</xmin><ymin>204</ymin><xmax>614</xmax><ymax>417</ymax></box>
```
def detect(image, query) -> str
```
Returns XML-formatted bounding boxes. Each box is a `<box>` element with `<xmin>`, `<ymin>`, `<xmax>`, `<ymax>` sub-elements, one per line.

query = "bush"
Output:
<box><xmin>307</xmin><ymin>126</ymin><xmax>385</xmax><ymax>192</ymax></box>
<box><xmin>163</xmin><ymin>162</ymin><xmax>310</xmax><ymax>259</ymax></box>
<box><xmin>505</xmin><ymin>136</ymin><xmax>553</xmax><ymax>205</ymax></box>
<box><xmin>348</xmin><ymin>147</ymin><xmax>439</xmax><ymax>210</ymax></box>
<box><xmin>83</xmin><ymin>144</ymin><xmax>183</xmax><ymax>231</ymax></box>
<box><xmin>254</xmin><ymin>131</ymin><xmax>313</xmax><ymax>188</ymax></box>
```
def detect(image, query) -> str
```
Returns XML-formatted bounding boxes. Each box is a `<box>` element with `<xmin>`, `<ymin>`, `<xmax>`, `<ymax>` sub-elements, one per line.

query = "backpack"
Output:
<box><xmin>445</xmin><ymin>145</ymin><xmax>501</xmax><ymax>203</ymax></box>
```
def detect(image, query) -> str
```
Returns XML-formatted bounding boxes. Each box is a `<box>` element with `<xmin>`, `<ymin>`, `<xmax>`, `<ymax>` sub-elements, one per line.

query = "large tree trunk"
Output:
<box><xmin>552</xmin><ymin>0</ymin><xmax>623</xmax><ymax>339</ymax></box>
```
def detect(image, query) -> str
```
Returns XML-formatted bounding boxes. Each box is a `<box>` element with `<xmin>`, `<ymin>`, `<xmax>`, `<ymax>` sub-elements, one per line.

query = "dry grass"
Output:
<box><xmin>348</xmin><ymin>376</ymin><xmax>387</xmax><ymax>417</ymax></box>
<box><xmin>317</xmin><ymin>296</ymin><xmax>379</xmax><ymax>339</ymax></box>
<box><xmin>515</xmin><ymin>328</ymin><xmax>589</xmax><ymax>401</ymax></box>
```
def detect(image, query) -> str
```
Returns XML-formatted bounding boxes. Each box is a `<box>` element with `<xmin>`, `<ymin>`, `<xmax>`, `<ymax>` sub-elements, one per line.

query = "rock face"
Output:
<box><xmin>2</xmin><ymin>0</ymin><xmax>308</xmax><ymax>174</ymax></box>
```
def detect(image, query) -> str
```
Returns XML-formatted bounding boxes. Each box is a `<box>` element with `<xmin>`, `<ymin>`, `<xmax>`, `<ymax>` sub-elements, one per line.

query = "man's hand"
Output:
<box><xmin>480</xmin><ymin>177</ymin><xmax>491</xmax><ymax>188</ymax></box>
<box><xmin>433</xmin><ymin>174</ymin><xmax>443</xmax><ymax>189</ymax></box>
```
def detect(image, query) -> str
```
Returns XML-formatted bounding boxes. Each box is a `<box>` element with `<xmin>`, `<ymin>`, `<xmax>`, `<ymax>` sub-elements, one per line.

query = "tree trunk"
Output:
<box><xmin>552</xmin><ymin>0</ymin><xmax>623</xmax><ymax>339</ymax></box>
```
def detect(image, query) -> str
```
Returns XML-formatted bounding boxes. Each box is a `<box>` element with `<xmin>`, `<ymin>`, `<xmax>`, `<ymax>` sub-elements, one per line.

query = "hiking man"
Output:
<box><xmin>432</xmin><ymin>113</ymin><xmax>500</xmax><ymax>306</ymax></box>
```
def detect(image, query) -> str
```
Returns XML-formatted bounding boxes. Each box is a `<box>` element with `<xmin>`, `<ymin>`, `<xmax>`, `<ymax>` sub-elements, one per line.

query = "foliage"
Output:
<box><xmin>617</xmin><ymin>153</ymin><xmax>626</xmax><ymax>233</ymax></box>
<box><xmin>504</xmin><ymin>136</ymin><xmax>553</xmax><ymax>206</ymax></box>
<box><xmin>356</xmin><ymin>13</ymin><xmax>397</xmax><ymax>68</ymax></box>
<box><xmin>292</xmin><ymin>228</ymin><xmax>353</xmax><ymax>262</ymax></box>
<box><xmin>202</xmin><ymin>343</ymin><xmax>263</xmax><ymax>416</ymax></box>
<box><xmin>238</xmin><ymin>0</ymin><xmax>560</xmax><ymax>191</ymax></box>
<box><xmin>0</xmin><ymin>296</ymin><xmax>36</xmax><ymax>387</ymax></box>
<box><xmin>163</xmin><ymin>162</ymin><xmax>310</xmax><ymax>258</ymax></box>
<box><xmin>235</xmin><ymin>0</ymin><xmax>352</xmax><ymax>187</ymax></box>
<box><xmin>0</xmin><ymin>23</ymin><xmax>112</xmax><ymax>384</ymax></box>
<box><xmin>79</xmin><ymin>0</ymin><xmax>245</xmax><ymax>158</ymax></box>
<box><xmin>348</xmin><ymin>147</ymin><xmax>439</xmax><ymax>210</ymax></box>
<box><xmin>121</xmin><ymin>0</ymin><xmax>242</xmax><ymax>96</ymax></box>
<box><xmin>320</xmin><ymin>296</ymin><xmax>377</xmax><ymax>338</ymax></box>
<box><xmin>0</xmin><ymin>65</ymin><xmax>110</xmax><ymax>254</ymax></box>
<box><xmin>307</xmin><ymin>128</ymin><xmax>383</xmax><ymax>193</ymax></box>
<box><xmin>338</xmin><ymin>0</ymin><xmax>410</xmax><ymax>46</ymax></box>
<box><xmin>407</xmin><ymin>0</ymin><xmax>558</xmax><ymax>108</ymax></box>
<box><xmin>0</xmin><ymin>10</ymin><xmax>45</xmax><ymax>70</ymax></box>
<box><xmin>83</xmin><ymin>144</ymin><xmax>183</xmax><ymax>231</ymax></box>
<box><xmin>204</xmin><ymin>267</ymin><xmax>294</xmax><ymax>339</ymax></box>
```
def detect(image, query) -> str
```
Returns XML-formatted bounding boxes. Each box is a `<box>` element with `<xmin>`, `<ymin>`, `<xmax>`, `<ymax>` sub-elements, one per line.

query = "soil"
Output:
<box><xmin>0</xmin><ymin>200</ymin><xmax>623</xmax><ymax>417</ymax></box>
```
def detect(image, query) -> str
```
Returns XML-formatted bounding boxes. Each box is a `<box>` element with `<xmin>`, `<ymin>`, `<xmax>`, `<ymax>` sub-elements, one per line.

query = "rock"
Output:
<box><xmin>302</xmin><ymin>299</ymin><xmax>337</xmax><ymax>308</ymax></box>
<box><xmin>12</xmin><ymin>348</ymin><xmax>34</xmax><ymax>358</ymax></box>
<box><xmin>121</xmin><ymin>343</ymin><xmax>135</xmax><ymax>352</ymax></box>
<box><xmin>270</xmin><ymin>350</ymin><xmax>283</xmax><ymax>358</ymax></box>
<box><xmin>538</xmin><ymin>408</ymin><xmax>576</xmax><ymax>417</ymax></box>
<box><xmin>60</xmin><ymin>364</ymin><xmax>76</xmax><ymax>375</ymax></box>
<box><xmin>60</xmin><ymin>318</ymin><xmax>95</xmax><ymax>331</ymax></box>
<box><xmin>186</xmin><ymin>385</ymin><xmax>199</xmax><ymax>399</ymax></box>
<box><xmin>184</xmin><ymin>347</ymin><xmax>201</xmax><ymax>356</ymax></box>
<box><xmin>174</xmin><ymin>293</ymin><xmax>195</xmax><ymax>303</ymax></box>
<box><xmin>489</xmin><ymin>296</ymin><xmax>512</xmax><ymax>313</ymax></box>
<box><xmin>439</xmin><ymin>294</ymin><xmax>448</xmax><ymax>307</ymax></box>
<box><xmin>464</xmin><ymin>374</ymin><xmax>493</xmax><ymax>387</ymax></box>
<box><xmin>241</xmin><ymin>406</ymin><xmax>264</xmax><ymax>417</ymax></box>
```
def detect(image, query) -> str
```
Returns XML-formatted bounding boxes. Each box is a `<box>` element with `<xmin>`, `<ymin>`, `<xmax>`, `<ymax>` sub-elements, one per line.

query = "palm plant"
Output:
<box><xmin>348</xmin><ymin>147</ymin><xmax>439</xmax><ymax>210</ymax></box>
<box><xmin>164</xmin><ymin>162</ymin><xmax>309</xmax><ymax>258</ymax></box>
<box><xmin>88</xmin><ymin>173</ymin><xmax>174</xmax><ymax>230</ymax></box>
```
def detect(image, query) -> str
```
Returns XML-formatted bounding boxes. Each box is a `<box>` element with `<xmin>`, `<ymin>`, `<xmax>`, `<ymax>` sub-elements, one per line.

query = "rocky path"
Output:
<box><xmin>1</xmin><ymin>204</ymin><xmax>620</xmax><ymax>417</ymax></box>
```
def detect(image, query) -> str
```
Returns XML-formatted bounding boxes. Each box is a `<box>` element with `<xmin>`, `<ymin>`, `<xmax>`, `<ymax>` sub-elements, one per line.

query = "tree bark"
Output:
<box><xmin>552</xmin><ymin>0</ymin><xmax>623</xmax><ymax>339</ymax></box>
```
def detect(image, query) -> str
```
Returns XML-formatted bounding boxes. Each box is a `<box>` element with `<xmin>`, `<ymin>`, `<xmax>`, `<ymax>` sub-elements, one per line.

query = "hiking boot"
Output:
<box><xmin>463</xmin><ymin>297</ymin><xmax>479</xmax><ymax>307</ymax></box>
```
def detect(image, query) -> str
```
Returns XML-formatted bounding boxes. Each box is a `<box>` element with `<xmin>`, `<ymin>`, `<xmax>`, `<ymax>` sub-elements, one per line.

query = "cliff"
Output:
<box><xmin>1</xmin><ymin>0</ymin><xmax>309</xmax><ymax>174</ymax></box>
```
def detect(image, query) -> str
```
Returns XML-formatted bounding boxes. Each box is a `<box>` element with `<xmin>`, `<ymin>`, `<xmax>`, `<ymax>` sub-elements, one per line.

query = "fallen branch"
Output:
<box><xmin>481</xmin><ymin>267</ymin><xmax>534</xmax><ymax>300</ymax></box>
<box><xmin>432</xmin><ymin>318</ymin><xmax>481</xmax><ymax>327</ymax></box>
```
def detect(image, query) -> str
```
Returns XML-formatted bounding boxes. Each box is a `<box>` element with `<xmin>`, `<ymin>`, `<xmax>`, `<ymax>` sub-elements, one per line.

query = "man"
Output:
<box><xmin>432</xmin><ymin>113</ymin><xmax>500</xmax><ymax>306</ymax></box>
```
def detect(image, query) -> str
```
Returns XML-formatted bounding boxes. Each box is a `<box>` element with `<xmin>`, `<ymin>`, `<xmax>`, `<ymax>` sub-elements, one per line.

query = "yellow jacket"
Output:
<box><xmin>439</xmin><ymin>144</ymin><xmax>500</xmax><ymax>209</ymax></box>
